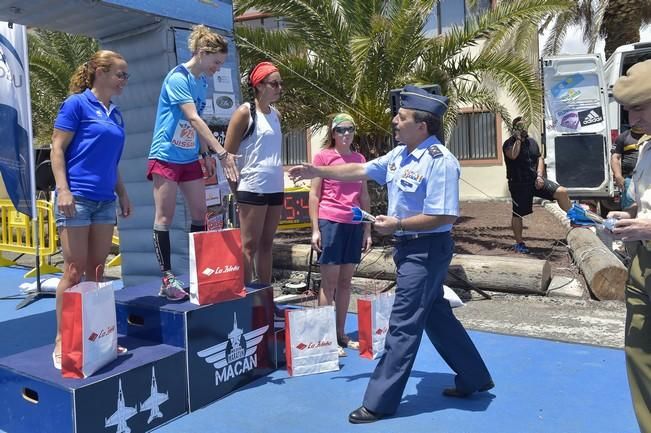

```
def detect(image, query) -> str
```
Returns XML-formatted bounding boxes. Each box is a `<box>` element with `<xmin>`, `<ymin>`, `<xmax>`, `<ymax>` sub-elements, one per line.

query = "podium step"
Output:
<box><xmin>0</xmin><ymin>336</ymin><xmax>186</xmax><ymax>433</ymax></box>
<box><xmin>115</xmin><ymin>278</ymin><xmax>278</xmax><ymax>411</ymax></box>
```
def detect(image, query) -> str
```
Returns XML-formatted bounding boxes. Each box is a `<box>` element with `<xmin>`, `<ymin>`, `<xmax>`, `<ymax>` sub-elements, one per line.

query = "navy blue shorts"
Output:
<box><xmin>318</xmin><ymin>219</ymin><xmax>364</xmax><ymax>265</ymax></box>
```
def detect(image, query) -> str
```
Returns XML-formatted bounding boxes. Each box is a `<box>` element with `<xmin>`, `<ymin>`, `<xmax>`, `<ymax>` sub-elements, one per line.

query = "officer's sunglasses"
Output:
<box><xmin>333</xmin><ymin>126</ymin><xmax>355</xmax><ymax>134</ymax></box>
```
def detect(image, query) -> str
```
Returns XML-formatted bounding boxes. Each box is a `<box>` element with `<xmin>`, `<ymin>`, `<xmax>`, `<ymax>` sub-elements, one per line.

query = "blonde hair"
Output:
<box><xmin>188</xmin><ymin>24</ymin><xmax>228</xmax><ymax>55</ymax></box>
<box><xmin>68</xmin><ymin>50</ymin><xmax>125</xmax><ymax>94</ymax></box>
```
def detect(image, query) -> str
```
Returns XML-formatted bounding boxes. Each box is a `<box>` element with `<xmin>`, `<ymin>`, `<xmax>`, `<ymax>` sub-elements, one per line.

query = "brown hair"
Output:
<box><xmin>68</xmin><ymin>50</ymin><xmax>125</xmax><ymax>94</ymax></box>
<box><xmin>188</xmin><ymin>24</ymin><xmax>228</xmax><ymax>55</ymax></box>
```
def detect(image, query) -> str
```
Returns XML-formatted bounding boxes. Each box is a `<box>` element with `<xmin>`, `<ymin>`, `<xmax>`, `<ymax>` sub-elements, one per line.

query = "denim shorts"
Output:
<box><xmin>55</xmin><ymin>195</ymin><xmax>117</xmax><ymax>227</ymax></box>
<box><xmin>318</xmin><ymin>219</ymin><xmax>364</xmax><ymax>265</ymax></box>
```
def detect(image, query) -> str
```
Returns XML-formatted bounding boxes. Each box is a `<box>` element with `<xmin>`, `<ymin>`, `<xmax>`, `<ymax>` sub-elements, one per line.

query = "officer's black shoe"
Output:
<box><xmin>348</xmin><ymin>406</ymin><xmax>381</xmax><ymax>424</ymax></box>
<box><xmin>442</xmin><ymin>379</ymin><xmax>495</xmax><ymax>398</ymax></box>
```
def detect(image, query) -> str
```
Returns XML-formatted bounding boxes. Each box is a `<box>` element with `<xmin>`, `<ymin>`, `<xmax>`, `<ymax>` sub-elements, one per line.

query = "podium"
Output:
<box><xmin>115</xmin><ymin>277</ymin><xmax>277</xmax><ymax>411</ymax></box>
<box><xmin>0</xmin><ymin>275</ymin><xmax>280</xmax><ymax>432</ymax></box>
<box><xmin>0</xmin><ymin>337</ymin><xmax>186</xmax><ymax>433</ymax></box>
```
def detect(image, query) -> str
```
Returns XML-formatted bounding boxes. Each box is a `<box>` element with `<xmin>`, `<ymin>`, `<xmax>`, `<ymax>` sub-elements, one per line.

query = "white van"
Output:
<box><xmin>541</xmin><ymin>45</ymin><xmax>651</xmax><ymax>213</ymax></box>
<box><xmin>604</xmin><ymin>42</ymin><xmax>651</xmax><ymax>139</ymax></box>
<box><xmin>541</xmin><ymin>55</ymin><xmax>613</xmax><ymax>199</ymax></box>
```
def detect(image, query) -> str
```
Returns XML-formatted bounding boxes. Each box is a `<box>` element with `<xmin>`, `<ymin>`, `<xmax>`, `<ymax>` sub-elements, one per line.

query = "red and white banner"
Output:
<box><xmin>358</xmin><ymin>291</ymin><xmax>395</xmax><ymax>360</ymax></box>
<box><xmin>189</xmin><ymin>228</ymin><xmax>246</xmax><ymax>305</ymax></box>
<box><xmin>285</xmin><ymin>306</ymin><xmax>339</xmax><ymax>376</ymax></box>
<box><xmin>61</xmin><ymin>280</ymin><xmax>117</xmax><ymax>378</ymax></box>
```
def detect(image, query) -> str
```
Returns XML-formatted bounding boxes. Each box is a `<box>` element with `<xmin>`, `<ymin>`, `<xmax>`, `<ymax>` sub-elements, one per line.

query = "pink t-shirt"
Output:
<box><xmin>313</xmin><ymin>148</ymin><xmax>366</xmax><ymax>223</ymax></box>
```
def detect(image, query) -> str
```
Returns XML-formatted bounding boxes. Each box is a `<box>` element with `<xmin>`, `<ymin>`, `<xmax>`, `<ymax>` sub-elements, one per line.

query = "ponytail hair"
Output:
<box><xmin>242</xmin><ymin>70</ymin><xmax>257</xmax><ymax>140</ymax></box>
<box><xmin>69</xmin><ymin>50</ymin><xmax>124</xmax><ymax>94</ymax></box>
<box><xmin>188</xmin><ymin>24</ymin><xmax>228</xmax><ymax>55</ymax></box>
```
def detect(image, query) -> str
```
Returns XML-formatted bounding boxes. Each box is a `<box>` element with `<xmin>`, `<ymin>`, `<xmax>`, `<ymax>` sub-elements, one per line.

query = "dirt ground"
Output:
<box><xmin>276</xmin><ymin>199</ymin><xmax>580</xmax><ymax>283</ymax></box>
<box><xmin>454</xmin><ymin>201</ymin><xmax>579</xmax><ymax>281</ymax></box>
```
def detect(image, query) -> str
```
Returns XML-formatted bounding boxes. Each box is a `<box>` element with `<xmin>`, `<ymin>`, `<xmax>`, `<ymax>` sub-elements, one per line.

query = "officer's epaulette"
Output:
<box><xmin>428</xmin><ymin>144</ymin><xmax>443</xmax><ymax>158</ymax></box>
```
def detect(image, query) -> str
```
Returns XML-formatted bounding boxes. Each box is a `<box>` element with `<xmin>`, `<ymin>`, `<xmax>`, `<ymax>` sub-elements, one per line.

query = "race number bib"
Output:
<box><xmin>172</xmin><ymin>120</ymin><xmax>196</xmax><ymax>149</ymax></box>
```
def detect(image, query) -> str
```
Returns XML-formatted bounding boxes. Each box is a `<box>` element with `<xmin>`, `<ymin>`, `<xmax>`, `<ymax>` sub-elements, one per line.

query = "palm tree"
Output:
<box><xmin>601</xmin><ymin>0</ymin><xmax>651</xmax><ymax>57</ymax></box>
<box><xmin>541</xmin><ymin>0</ymin><xmax>651</xmax><ymax>58</ymax></box>
<box><xmin>28</xmin><ymin>29</ymin><xmax>98</xmax><ymax>146</ymax></box>
<box><xmin>234</xmin><ymin>0</ymin><xmax>571</xmax><ymax>161</ymax></box>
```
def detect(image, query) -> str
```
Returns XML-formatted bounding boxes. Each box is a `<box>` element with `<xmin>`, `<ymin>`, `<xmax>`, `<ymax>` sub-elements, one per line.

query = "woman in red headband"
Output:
<box><xmin>224</xmin><ymin>61</ymin><xmax>284</xmax><ymax>284</ymax></box>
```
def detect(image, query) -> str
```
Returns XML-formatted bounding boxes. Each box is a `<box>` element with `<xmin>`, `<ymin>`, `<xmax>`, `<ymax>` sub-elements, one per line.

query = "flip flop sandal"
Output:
<box><xmin>52</xmin><ymin>352</ymin><xmax>61</xmax><ymax>370</ymax></box>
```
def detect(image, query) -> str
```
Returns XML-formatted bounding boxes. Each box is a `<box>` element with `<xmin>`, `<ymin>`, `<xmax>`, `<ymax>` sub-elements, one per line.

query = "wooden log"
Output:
<box><xmin>273</xmin><ymin>243</ymin><xmax>551</xmax><ymax>294</ymax></box>
<box><xmin>566</xmin><ymin>227</ymin><xmax>628</xmax><ymax>300</ymax></box>
<box><xmin>543</xmin><ymin>201</ymin><xmax>628</xmax><ymax>300</ymax></box>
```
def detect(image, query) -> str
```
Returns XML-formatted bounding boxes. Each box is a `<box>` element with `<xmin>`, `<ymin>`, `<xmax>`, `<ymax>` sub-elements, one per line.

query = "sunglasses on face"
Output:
<box><xmin>264</xmin><ymin>80</ymin><xmax>283</xmax><ymax>89</ymax></box>
<box><xmin>115</xmin><ymin>72</ymin><xmax>130</xmax><ymax>80</ymax></box>
<box><xmin>333</xmin><ymin>126</ymin><xmax>355</xmax><ymax>134</ymax></box>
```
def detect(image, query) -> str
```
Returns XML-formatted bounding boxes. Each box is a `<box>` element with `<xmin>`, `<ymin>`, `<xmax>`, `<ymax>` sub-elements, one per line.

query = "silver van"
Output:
<box><xmin>604</xmin><ymin>42</ymin><xmax>651</xmax><ymax>139</ymax></box>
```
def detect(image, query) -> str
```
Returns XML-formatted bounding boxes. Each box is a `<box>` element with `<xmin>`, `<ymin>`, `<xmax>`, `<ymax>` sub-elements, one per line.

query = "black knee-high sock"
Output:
<box><xmin>190</xmin><ymin>223</ymin><xmax>206</xmax><ymax>233</ymax></box>
<box><xmin>153</xmin><ymin>229</ymin><xmax>171</xmax><ymax>273</ymax></box>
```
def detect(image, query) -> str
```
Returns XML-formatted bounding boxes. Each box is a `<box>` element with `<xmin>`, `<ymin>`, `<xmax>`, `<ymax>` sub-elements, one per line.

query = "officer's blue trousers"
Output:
<box><xmin>363</xmin><ymin>233</ymin><xmax>492</xmax><ymax>415</ymax></box>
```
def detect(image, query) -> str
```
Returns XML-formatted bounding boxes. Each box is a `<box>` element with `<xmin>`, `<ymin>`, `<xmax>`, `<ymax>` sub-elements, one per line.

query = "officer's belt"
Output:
<box><xmin>394</xmin><ymin>232</ymin><xmax>448</xmax><ymax>242</ymax></box>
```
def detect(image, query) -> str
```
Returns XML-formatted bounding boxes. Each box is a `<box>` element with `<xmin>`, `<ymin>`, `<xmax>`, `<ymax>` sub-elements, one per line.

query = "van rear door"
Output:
<box><xmin>542</xmin><ymin>54</ymin><xmax>612</xmax><ymax>198</ymax></box>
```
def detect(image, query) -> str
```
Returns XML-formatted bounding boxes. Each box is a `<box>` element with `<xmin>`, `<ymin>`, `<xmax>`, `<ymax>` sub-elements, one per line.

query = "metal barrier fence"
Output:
<box><xmin>0</xmin><ymin>199</ymin><xmax>62</xmax><ymax>277</ymax></box>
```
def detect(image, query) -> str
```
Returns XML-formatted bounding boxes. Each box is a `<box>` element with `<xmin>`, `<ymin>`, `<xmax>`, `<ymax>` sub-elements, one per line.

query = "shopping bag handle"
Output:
<box><xmin>94</xmin><ymin>264</ymin><xmax>104</xmax><ymax>282</ymax></box>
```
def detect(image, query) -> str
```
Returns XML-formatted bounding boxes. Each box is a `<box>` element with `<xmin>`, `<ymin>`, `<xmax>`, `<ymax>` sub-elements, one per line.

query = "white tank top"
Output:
<box><xmin>237</xmin><ymin>103</ymin><xmax>284</xmax><ymax>194</ymax></box>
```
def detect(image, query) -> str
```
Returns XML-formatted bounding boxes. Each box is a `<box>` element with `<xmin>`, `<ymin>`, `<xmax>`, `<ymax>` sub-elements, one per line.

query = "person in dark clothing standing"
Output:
<box><xmin>611</xmin><ymin>126</ymin><xmax>647</xmax><ymax>209</ymax></box>
<box><xmin>503</xmin><ymin>117</ymin><xmax>571</xmax><ymax>253</ymax></box>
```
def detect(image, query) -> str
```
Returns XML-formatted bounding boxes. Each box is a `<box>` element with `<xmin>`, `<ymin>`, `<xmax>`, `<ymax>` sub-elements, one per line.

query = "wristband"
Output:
<box><xmin>200</xmin><ymin>151</ymin><xmax>211</xmax><ymax>159</ymax></box>
<box><xmin>396</xmin><ymin>218</ymin><xmax>404</xmax><ymax>234</ymax></box>
<box><xmin>217</xmin><ymin>151</ymin><xmax>228</xmax><ymax>161</ymax></box>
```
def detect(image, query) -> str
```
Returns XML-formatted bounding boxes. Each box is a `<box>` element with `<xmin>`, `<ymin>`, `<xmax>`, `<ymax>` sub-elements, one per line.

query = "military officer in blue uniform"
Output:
<box><xmin>289</xmin><ymin>85</ymin><xmax>493</xmax><ymax>423</ymax></box>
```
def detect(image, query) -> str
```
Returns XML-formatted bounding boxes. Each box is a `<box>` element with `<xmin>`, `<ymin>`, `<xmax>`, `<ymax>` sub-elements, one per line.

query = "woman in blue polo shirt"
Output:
<box><xmin>50</xmin><ymin>50</ymin><xmax>131</xmax><ymax>369</ymax></box>
<box><xmin>147</xmin><ymin>25</ymin><xmax>239</xmax><ymax>301</ymax></box>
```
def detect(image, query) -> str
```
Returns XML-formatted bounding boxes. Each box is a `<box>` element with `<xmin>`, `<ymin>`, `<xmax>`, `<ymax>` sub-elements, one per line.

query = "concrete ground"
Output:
<box><xmin>270</xmin><ymin>269</ymin><xmax>627</xmax><ymax>349</ymax></box>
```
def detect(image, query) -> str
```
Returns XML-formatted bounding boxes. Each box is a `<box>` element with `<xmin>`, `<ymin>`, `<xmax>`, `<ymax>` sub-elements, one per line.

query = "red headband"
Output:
<box><xmin>250</xmin><ymin>62</ymin><xmax>279</xmax><ymax>87</ymax></box>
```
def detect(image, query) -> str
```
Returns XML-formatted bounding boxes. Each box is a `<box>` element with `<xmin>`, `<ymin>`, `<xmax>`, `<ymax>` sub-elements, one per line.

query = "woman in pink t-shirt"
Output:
<box><xmin>309</xmin><ymin>113</ymin><xmax>372</xmax><ymax>357</ymax></box>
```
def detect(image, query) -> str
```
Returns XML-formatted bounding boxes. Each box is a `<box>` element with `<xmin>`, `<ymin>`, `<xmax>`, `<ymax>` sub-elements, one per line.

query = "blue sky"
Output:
<box><xmin>541</xmin><ymin>25</ymin><xmax>651</xmax><ymax>57</ymax></box>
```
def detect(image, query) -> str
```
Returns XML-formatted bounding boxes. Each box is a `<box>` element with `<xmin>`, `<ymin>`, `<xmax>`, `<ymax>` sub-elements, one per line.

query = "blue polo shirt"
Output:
<box><xmin>54</xmin><ymin>89</ymin><xmax>125</xmax><ymax>201</ymax></box>
<box><xmin>364</xmin><ymin>136</ymin><xmax>460</xmax><ymax>234</ymax></box>
<box><xmin>149</xmin><ymin>64</ymin><xmax>208</xmax><ymax>163</ymax></box>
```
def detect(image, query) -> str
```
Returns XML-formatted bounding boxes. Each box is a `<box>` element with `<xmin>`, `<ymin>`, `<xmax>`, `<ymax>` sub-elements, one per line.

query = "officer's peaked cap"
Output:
<box><xmin>399</xmin><ymin>85</ymin><xmax>449</xmax><ymax>118</ymax></box>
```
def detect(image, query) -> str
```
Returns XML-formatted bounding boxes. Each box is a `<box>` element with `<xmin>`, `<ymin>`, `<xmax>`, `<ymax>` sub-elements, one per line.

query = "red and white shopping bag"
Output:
<box><xmin>61</xmin><ymin>274</ymin><xmax>118</xmax><ymax>378</ymax></box>
<box><xmin>358</xmin><ymin>291</ymin><xmax>396</xmax><ymax>360</ymax></box>
<box><xmin>189</xmin><ymin>228</ymin><xmax>246</xmax><ymax>305</ymax></box>
<box><xmin>285</xmin><ymin>306</ymin><xmax>339</xmax><ymax>376</ymax></box>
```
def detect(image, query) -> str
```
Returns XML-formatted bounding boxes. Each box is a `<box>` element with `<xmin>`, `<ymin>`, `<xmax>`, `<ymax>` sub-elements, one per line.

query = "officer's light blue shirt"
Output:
<box><xmin>364</xmin><ymin>136</ymin><xmax>460</xmax><ymax>234</ymax></box>
<box><xmin>149</xmin><ymin>64</ymin><xmax>208</xmax><ymax>163</ymax></box>
<box><xmin>54</xmin><ymin>89</ymin><xmax>125</xmax><ymax>201</ymax></box>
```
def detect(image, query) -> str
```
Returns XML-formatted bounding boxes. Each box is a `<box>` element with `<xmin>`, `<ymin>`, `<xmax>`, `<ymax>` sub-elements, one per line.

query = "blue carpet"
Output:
<box><xmin>0</xmin><ymin>266</ymin><xmax>56</xmax><ymax>320</ymax></box>
<box><xmin>154</xmin><ymin>329</ymin><xmax>636</xmax><ymax>433</ymax></box>
<box><xmin>0</xmin><ymin>266</ymin><xmax>638</xmax><ymax>433</ymax></box>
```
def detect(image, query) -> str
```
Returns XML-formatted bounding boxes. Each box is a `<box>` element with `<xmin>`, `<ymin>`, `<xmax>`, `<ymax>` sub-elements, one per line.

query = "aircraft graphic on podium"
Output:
<box><xmin>139</xmin><ymin>366</ymin><xmax>169</xmax><ymax>424</ymax></box>
<box><xmin>105</xmin><ymin>379</ymin><xmax>137</xmax><ymax>433</ymax></box>
<box><xmin>197</xmin><ymin>313</ymin><xmax>269</xmax><ymax>385</ymax></box>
